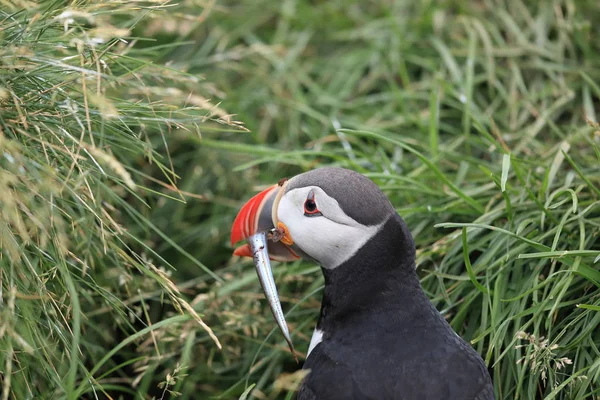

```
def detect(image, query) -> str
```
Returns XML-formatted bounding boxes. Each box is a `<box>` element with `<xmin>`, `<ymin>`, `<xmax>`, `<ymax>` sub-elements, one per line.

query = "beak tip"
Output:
<box><xmin>230</xmin><ymin>214</ymin><xmax>248</xmax><ymax>247</ymax></box>
<box><xmin>230</xmin><ymin>230</ymin><xmax>241</xmax><ymax>247</ymax></box>
<box><xmin>233</xmin><ymin>244</ymin><xmax>252</xmax><ymax>258</ymax></box>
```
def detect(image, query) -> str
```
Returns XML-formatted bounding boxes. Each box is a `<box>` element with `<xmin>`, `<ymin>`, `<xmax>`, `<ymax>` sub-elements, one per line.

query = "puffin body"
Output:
<box><xmin>231</xmin><ymin>168</ymin><xmax>494</xmax><ymax>400</ymax></box>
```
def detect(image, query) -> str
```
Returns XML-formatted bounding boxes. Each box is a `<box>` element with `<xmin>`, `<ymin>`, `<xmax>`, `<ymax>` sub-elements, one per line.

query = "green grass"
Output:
<box><xmin>1</xmin><ymin>0</ymin><xmax>599</xmax><ymax>399</ymax></box>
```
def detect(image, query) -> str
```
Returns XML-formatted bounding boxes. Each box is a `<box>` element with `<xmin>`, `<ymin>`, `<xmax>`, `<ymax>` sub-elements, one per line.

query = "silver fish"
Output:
<box><xmin>248</xmin><ymin>231</ymin><xmax>297</xmax><ymax>362</ymax></box>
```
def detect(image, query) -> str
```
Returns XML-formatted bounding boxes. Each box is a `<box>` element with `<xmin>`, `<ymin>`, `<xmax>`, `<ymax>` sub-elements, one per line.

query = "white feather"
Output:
<box><xmin>277</xmin><ymin>186</ymin><xmax>383</xmax><ymax>269</ymax></box>
<box><xmin>307</xmin><ymin>328</ymin><xmax>324</xmax><ymax>356</ymax></box>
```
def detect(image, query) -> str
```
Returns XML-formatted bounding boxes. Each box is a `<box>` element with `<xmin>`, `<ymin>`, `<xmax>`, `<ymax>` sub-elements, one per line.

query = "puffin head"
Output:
<box><xmin>231</xmin><ymin>168</ymin><xmax>403</xmax><ymax>359</ymax></box>
<box><xmin>231</xmin><ymin>167</ymin><xmax>396</xmax><ymax>269</ymax></box>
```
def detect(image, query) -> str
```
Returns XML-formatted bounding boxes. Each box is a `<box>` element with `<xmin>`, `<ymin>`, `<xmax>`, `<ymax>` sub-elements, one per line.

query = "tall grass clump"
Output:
<box><xmin>0</xmin><ymin>1</ymin><xmax>245</xmax><ymax>398</ymax></box>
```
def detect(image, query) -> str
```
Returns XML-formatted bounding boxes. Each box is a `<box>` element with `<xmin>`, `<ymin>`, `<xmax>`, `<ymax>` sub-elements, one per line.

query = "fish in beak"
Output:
<box><xmin>230</xmin><ymin>180</ymin><xmax>300</xmax><ymax>361</ymax></box>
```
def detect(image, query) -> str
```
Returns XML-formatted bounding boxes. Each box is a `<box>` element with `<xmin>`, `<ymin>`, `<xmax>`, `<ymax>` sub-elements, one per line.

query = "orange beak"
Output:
<box><xmin>230</xmin><ymin>184</ymin><xmax>298</xmax><ymax>261</ymax></box>
<box><xmin>230</xmin><ymin>182</ymin><xmax>299</xmax><ymax>361</ymax></box>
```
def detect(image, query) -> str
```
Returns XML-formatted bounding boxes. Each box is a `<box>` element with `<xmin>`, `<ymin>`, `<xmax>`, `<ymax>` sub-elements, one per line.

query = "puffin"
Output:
<box><xmin>231</xmin><ymin>167</ymin><xmax>494</xmax><ymax>400</ymax></box>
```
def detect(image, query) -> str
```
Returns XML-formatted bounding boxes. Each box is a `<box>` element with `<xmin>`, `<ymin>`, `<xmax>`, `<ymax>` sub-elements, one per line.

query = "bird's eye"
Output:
<box><xmin>305</xmin><ymin>199</ymin><xmax>317</xmax><ymax>212</ymax></box>
<box><xmin>303</xmin><ymin>190</ymin><xmax>322</xmax><ymax>217</ymax></box>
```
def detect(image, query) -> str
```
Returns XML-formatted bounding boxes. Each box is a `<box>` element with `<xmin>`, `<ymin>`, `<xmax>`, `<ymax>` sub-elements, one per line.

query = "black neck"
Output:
<box><xmin>317</xmin><ymin>214</ymin><xmax>436</xmax><ymax>330</ymax></box>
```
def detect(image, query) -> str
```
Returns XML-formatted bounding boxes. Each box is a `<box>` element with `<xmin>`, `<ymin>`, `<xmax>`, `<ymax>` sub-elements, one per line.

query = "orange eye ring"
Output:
<box><xmin>303</xmin><ymin>190</ymin><xmax>322</xmax><ymax>217</ymax></box>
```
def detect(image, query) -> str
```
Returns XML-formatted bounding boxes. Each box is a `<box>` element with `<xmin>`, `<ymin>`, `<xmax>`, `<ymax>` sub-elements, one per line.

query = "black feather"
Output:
<box><xmin>297</xmin><ymin>213</ymin><xmax>494</xmax><ymax>400</ymax></box>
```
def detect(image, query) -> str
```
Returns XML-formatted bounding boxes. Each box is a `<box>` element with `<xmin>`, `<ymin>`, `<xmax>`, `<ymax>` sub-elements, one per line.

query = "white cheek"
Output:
<box><xmin>278</xmin><ymin>195</ymin><xmax>383</xmax><ymax>269</ymax></box>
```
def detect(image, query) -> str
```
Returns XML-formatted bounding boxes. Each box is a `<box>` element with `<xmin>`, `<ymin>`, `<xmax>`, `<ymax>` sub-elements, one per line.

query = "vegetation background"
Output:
<box><xmin>1</xmin><ymin>0</ymin><xmax>599</xmax><ymax>399</ymax></box>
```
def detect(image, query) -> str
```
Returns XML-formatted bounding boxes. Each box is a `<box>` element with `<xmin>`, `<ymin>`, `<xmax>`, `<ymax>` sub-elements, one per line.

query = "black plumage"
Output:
<box><xmin>297</xmin><ymin>212</ymin><xmax>494</xmax><ymax>400</ymax></box>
